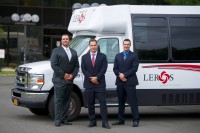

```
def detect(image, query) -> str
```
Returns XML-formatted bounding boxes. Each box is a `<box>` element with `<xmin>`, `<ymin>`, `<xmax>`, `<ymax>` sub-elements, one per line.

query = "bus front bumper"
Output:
<box><xmin>11</xmin><ymin>88</ymin><xmax>49</xmax><ymax>108</ymax></box>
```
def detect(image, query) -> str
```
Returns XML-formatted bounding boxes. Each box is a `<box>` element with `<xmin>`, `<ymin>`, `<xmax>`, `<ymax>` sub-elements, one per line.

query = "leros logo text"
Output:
<box><xmin>143</xmin><ymin>71</ymin><xmax>174</xmax><ymax>84</ymax></box>
<box><xmin>72</xmin><ymin>11</ymin><xmax>86</xmax><ymax>23</ymax></box>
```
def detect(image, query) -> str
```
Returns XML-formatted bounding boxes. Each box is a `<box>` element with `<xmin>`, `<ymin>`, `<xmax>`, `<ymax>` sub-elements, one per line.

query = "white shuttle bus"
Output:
<box><xmin>11</xmin><ymin>5</ymin><xmax>200</xmax><ymax>120</ymax></box>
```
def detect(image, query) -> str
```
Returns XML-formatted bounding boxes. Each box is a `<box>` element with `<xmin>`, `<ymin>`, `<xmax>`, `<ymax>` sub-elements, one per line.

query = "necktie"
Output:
<box><xmin>92</xmin><ymin>54</ymin><xmax>95</xmax><ymax>67</ymax></box>
<box><xmin>124</xmin><ymin>54</ymin><xmax>127</xmax><ymax>60</ymax></box>
<box><xmin>123</xmin><ymin>51</ymin><xmax>129</xmax><ymax>60</ymax></box>
<box><xmin>66</xmin><ymin>48</ymin><xmax>72</xmax><ymax>61</ymax></box>
<box><xmin>124</xmin><ymin>53</ymin><xmax>127</xmax><ymax>60</ymax></box>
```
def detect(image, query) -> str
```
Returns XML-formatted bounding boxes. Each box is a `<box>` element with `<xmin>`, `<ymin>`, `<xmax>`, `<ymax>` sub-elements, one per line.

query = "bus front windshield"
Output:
<box><xmin>69</xmin><ymin>36</ymin><xmax>95</xmax><ymax>57</ymax></box>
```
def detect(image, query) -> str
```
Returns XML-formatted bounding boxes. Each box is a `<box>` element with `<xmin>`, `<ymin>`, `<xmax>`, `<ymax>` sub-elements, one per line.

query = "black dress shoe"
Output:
<box><xmin>132</xmin><ymin>121</ymin><xmax>139</xmax><ymax>127</ymax></box>
<box><xmin>112</xmin><ymin>121</ymin><xmax>124</xmax><ymax>125</ymax></box>
<box><xmin>61</xmin><ymin>121</ymin><xmax>72</xmax><ymax>125</ymax></box>
<box><xmin>102</xmin><ymin>124</ymin><xmax>111</xmax><ymax>129</ymax></box>
<box><xmin>88</xmin><ymin>122</ymin><xmax>97</xmax><ymax>127</ymax></box>
<box><xmin>55</xmin><ymin>123</ymin><xmax>61</xmax><ymax>127</ymax></box>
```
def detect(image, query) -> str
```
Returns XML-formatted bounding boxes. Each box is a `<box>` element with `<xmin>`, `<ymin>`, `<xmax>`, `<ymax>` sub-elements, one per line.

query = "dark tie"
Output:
<box><xmin>92</xmin><ymin>54</ymin><xmax>95</xmax><ymax>67</ymax></box>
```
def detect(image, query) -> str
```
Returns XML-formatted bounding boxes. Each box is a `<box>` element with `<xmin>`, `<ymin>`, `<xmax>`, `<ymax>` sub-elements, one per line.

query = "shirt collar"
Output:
<box><xmin>90</xmin><ymin>51</ymin><xmax>97</xmax><ymax>55</ymax></box>
<box><xmin>123</xmin><ymin>50</ymin><xmax>130</xmax><ymax>55</ymax></box>
<box><xmin>62</xmin><ymin>45</ymin><xmax>70</xmax><ymax>50</ymax></box>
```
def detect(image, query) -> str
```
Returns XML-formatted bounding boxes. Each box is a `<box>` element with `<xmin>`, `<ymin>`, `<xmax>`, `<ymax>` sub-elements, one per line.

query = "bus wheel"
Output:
<box><xmin>48</xmin><ymin>92</ymin><xmax>81</xmax><ymax>121</ymax></box>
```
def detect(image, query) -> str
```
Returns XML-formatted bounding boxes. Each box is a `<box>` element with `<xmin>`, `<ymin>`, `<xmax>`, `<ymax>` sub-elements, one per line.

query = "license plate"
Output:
<box><xmin>13</xmin><ymin>98</ymin><xmax>19</xmax><ymax>106</ymax></box>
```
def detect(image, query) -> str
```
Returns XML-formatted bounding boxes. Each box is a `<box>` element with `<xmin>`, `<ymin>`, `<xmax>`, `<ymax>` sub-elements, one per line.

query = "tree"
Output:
<box><xmin>164</xmin><ymin>0</ymin><xmax>200</xmax><ymax>5</ymax></box>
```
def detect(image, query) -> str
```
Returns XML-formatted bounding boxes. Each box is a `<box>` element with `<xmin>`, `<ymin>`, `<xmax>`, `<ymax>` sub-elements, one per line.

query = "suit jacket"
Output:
<box><xmin>50</xmin><ymin>46</ymin><xmax>79</xmax><ymax>84</ymax></box>
<box><xmin>113</xmin><ymin>51</ymin><xmax>139</xmax><ymax>86</ymax></box>
<box><xmin>81</xmin><ymin>52</ymin><xmax>108</xmax><ymax>89</ymax></box>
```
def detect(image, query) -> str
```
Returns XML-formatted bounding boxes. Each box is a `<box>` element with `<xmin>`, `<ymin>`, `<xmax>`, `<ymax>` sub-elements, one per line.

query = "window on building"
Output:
<box><xmin>98</xmin><ymin>38</ymin><xmax>119</xmax><ymax>63</ymax></box>
<box><xmin>170</xmin><ymin>17</ymin><xmax>200</xmax><ymax>61</ymax></box>
<box><xmin>43</xmin><ymin>0</ymin><xmax>65</xmax><ymax>8</ymax></box>
<box><xmin>19</xmin><ymin>0</ymin><xmax>42</xmax><ymax>6</ymax></box>
<box><xmin>0</xmin><ymin>6</ymin><xmax>18</xmax><ymax>25</ymax></box>
<box><xmin>0</xmin><ymin>25</ymin><xmax>19</xmax><ymax>66</ymax></box>
<box><xmin>43</xmin><ymin>8</ymin><xmax>65</xmax><ymax>27</ymax></box>
<box><xmin>0</xmin><ymin>0</ymin><xmax>18</xmax><ymax>5</ymax></box>
<box><xmin>132</xmin><ymin>17</ymin><xmax>169</xmax><ymax>61</ymax></box>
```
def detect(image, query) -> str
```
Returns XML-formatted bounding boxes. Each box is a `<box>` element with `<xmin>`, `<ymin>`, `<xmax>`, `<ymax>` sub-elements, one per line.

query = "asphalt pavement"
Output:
<box><xmin>1</xmin><ymin>76</ymin><xmax>200</xmax><ymax>133</ymax></box>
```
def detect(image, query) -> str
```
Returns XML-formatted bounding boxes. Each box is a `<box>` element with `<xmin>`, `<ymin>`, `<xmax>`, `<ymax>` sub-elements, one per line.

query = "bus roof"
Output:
<box><xmin>68</xmin><ymin>5</ymin><xmax>200</xmax><ymax>35</ymax></box>
<box><xmin>129</xmin><ymin>5</ymin><xmax>200</xmax><ymax>14</ymax></box>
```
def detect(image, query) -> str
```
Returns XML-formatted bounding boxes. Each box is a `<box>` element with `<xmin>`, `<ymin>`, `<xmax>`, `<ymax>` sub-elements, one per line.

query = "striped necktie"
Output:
<box><xmin>92</xmin><ymin>54</ymin><xmax>95</xmax><ymax>67</ymax></box>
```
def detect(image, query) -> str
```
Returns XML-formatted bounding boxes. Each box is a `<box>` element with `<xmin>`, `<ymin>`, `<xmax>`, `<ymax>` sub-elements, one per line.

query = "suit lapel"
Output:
<box><xmin>120</xmin><ymin>53</ymin><xmax>124</xmax><ymax>62</ymax></box>
<box><xmin>94</xmin><ymin>52</ymin><xmax>100</xmax><ymax>68</ymax></box>
<box><xmin>69</xmin><ymin>48</ymin><xmax>75</xmax><ymax>62</ymax></box>
<box><xmin>87</xmin><ymin>52</ymin><xmax>93</xmax><ymax>68</ymax></box>
<box><xmin>60</xmin><ymin>46</ymin><xmax>70</xmax><ymax>62</ymax></box>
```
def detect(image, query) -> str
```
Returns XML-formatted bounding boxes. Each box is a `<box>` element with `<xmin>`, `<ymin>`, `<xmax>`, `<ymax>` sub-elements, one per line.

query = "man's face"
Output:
<box><xmin>123</xmin><ymin>41</ymin><xmax>131</xmax><ymax>51</ymax></box>
<box><xmin>89</xmin><ymin>41</ymin><xmax>98</xmax><ymax>53</ymax></box>
<box><xmin>61</xmin><ymin>35</ymin><xmax>70</xmax><ymax>48</ymax></box>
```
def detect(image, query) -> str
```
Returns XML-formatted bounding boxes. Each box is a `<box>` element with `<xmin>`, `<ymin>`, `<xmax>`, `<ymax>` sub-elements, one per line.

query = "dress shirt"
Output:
<box><xmin>90</xmin><ymin>51</ymin><xmax>97</xmax><ymax>60</ymax></box>
<box><xmin>123</xmin><ymin>50</ymin><xmax>130</xmax><ymax>60</ymax></box>
<box><xmin>62</xmin><ymin>45</ymin><xmax>72</xmax><ymax>61</ymax></box>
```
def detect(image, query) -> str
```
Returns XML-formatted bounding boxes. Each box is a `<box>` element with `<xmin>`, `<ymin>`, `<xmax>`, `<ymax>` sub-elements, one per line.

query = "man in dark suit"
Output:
<box><xmin>81</xmin><ymin>39</ymin><xmax>111</xmax><ymax>129</ymax></box>
<box><xmin>50</xmin><ymin>34</ymin><xmax>79</xmax><ymax>127</ymax></box>
<box><xmin>112</xmin><ymin>39</ymin><xmax>140</xmax><ymax>127</ymax></box>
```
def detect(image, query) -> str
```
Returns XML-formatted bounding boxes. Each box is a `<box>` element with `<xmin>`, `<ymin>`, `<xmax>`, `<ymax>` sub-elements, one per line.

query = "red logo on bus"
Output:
<box><xmin>158</xmin><ymin>71</ymin><xmax>170</xmax><ymax>84</ymax></box>
<box><xmin>79</xmin><ymin>13</ymin><xmax>85</xmax><ymax>23</ymax></box>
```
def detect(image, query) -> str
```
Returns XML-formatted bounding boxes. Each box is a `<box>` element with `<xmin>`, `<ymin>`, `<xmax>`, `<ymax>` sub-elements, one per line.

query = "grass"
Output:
<box><xmin>0</xmin><ymin>71</ymin><xmax>16</xmax><ymax>75</ymax></box>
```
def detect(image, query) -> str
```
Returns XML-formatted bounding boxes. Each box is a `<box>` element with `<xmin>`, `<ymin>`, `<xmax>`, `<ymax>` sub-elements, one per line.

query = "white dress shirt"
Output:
<box><xmin>90</xmin><ymin>51</ymin><xmax>97</xmax><ymax>60</ymax></box>
<box><xmin>62</xmin><ymin>45</ymin><xmax>72</xmax><ymax>61</ymax></box>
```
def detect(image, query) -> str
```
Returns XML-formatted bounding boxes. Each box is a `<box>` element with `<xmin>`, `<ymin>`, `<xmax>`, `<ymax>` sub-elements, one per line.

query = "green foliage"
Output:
<box><xmin>0</xmin><ymin>27</ymin><xmax>4</xmax><ymax>38</ymax></box>
<box><xmin>164</xmin><ymin>0</ymin><xmax>200</xmax><ymax>5</ymax></box>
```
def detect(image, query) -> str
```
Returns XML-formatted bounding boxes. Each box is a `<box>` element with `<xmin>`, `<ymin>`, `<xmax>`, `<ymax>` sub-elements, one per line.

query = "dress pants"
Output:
<box><xmin>116</xmin><ymin>84</ymin><xmax>139</xmax><ymax>123</ymax></box>
<box><xmin>54</xmin><ymin>83</ymin><xmax>72</xmax><ymax>124</ymax></box>
<box><xmin>85</xmin><ymin>87</ymin><xmax>109</xmax><ymax>124</ymax></box>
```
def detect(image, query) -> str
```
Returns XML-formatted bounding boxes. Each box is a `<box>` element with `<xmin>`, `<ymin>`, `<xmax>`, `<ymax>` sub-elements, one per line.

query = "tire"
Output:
<box><xmin>48</xmin><ymin>92</ymin><xmax>81</xmax><ymax>121</ymax></box>
<box><xmin>29</xmin><ymin>108</ymin><xmax>49</xmax><ymax>115</ymax></box>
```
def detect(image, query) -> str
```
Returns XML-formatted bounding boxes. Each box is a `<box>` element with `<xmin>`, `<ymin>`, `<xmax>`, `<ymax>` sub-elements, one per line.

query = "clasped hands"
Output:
<box><xmin>119</xmin><ymin>73</ymin><xmax>127</xmax><ymax>82</ymax></box>
<box><xmin>90</xmin><ymin>77</ymin><xmax>99</xmax><ymax>84</ymax></box>
<box><xmin>64</xmin><ymin>73</ymin><xmax>73</xmax><ymax>80</ymax></box>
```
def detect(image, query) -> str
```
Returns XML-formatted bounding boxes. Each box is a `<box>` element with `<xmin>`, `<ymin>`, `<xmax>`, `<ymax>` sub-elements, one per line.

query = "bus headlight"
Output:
<box><xmin>28</xmin><ymin>74</ymin><xmax>44</xmax><ymax>90</ymax></box>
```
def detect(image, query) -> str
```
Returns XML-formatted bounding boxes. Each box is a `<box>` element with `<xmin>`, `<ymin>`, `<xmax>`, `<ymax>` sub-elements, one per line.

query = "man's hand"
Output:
<box><xmin>67</xmin><ymin>74</ymin><xmax>74</xmax><ymax>80</ymax></box>
<box><xmin>121</xmin><ymin>78</ymin><xmax>127</xmax><ymax>82</ymax></box>
<box><xmin>64</xmin><ymin>73</ymin><xmax>73</xmax><ymax>80</ymax></box>
<box><xmin>119</xmin><ymin>73</ymin><xmax>125</xmax><ymax>79</ymax></box>
<box><xmin>119</xmin><ymin>73</ymin><xmax>127</xmax><ymax>82</ymax></box>
<box><xmin>90</xmin><ymin>77</ymin><xmax>99</xmax><ymax>84</ymax></box>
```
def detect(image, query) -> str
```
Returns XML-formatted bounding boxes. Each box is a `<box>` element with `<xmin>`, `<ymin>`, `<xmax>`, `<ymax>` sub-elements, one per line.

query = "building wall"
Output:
<box><xmin>0</xmin><ymin>0</ymin><xmax>156</xmax><ymax>67</ymax></box>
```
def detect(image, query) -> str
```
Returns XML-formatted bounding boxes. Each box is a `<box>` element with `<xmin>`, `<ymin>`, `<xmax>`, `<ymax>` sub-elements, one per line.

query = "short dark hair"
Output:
<box><xmin>89</xmin><ymin>39</ymin><xmax>97</xmax><ymax>45</ymax></box>
<box><xmin>123</xmin><ymin>38</ymin><xmax>131</xmax><ymax>45</ymax></box>
<box><xmin>61</xmin><ymin>34</ymin><xmax>70</xmax><ymax>40</ymax></box>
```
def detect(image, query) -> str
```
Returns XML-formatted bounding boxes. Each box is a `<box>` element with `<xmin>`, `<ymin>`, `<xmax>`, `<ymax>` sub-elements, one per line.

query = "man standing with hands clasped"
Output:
<box><xmin>50</xmin><ymin>34</ymin><xmax>79</xmax><ymax>127</ymax></box>
<box><xmin>81</xmin><ymin>39</ymin><xmax>111</xmax><ymax>129</ymax></box>
<box><xmin>112</xmin><ymin>39</ymin><xmax>140</xmax><ymax>127</ymax></box>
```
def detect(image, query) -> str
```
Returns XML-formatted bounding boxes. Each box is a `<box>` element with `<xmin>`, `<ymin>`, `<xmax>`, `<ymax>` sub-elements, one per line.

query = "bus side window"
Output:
<box><xmin>98</xmin><ymin>38</ymin><xmax>119</xmax><ymax>63</ymax></box>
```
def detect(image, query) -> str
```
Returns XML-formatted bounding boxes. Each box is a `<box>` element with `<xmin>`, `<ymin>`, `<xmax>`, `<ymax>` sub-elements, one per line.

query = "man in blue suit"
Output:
<box><xmin>81</xmin><ymin>39</ymin><xmax>111</xmax><ymax>129</ymax></box>
<box><xmin>112</xmin><ymin>39</ymin><xmax>140</xmax><ymax>127</ymax></box>
<box><xmin>51</xmin><ymin>34</ymin><xmax>79</xmax><ymax>127</ymax></box>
